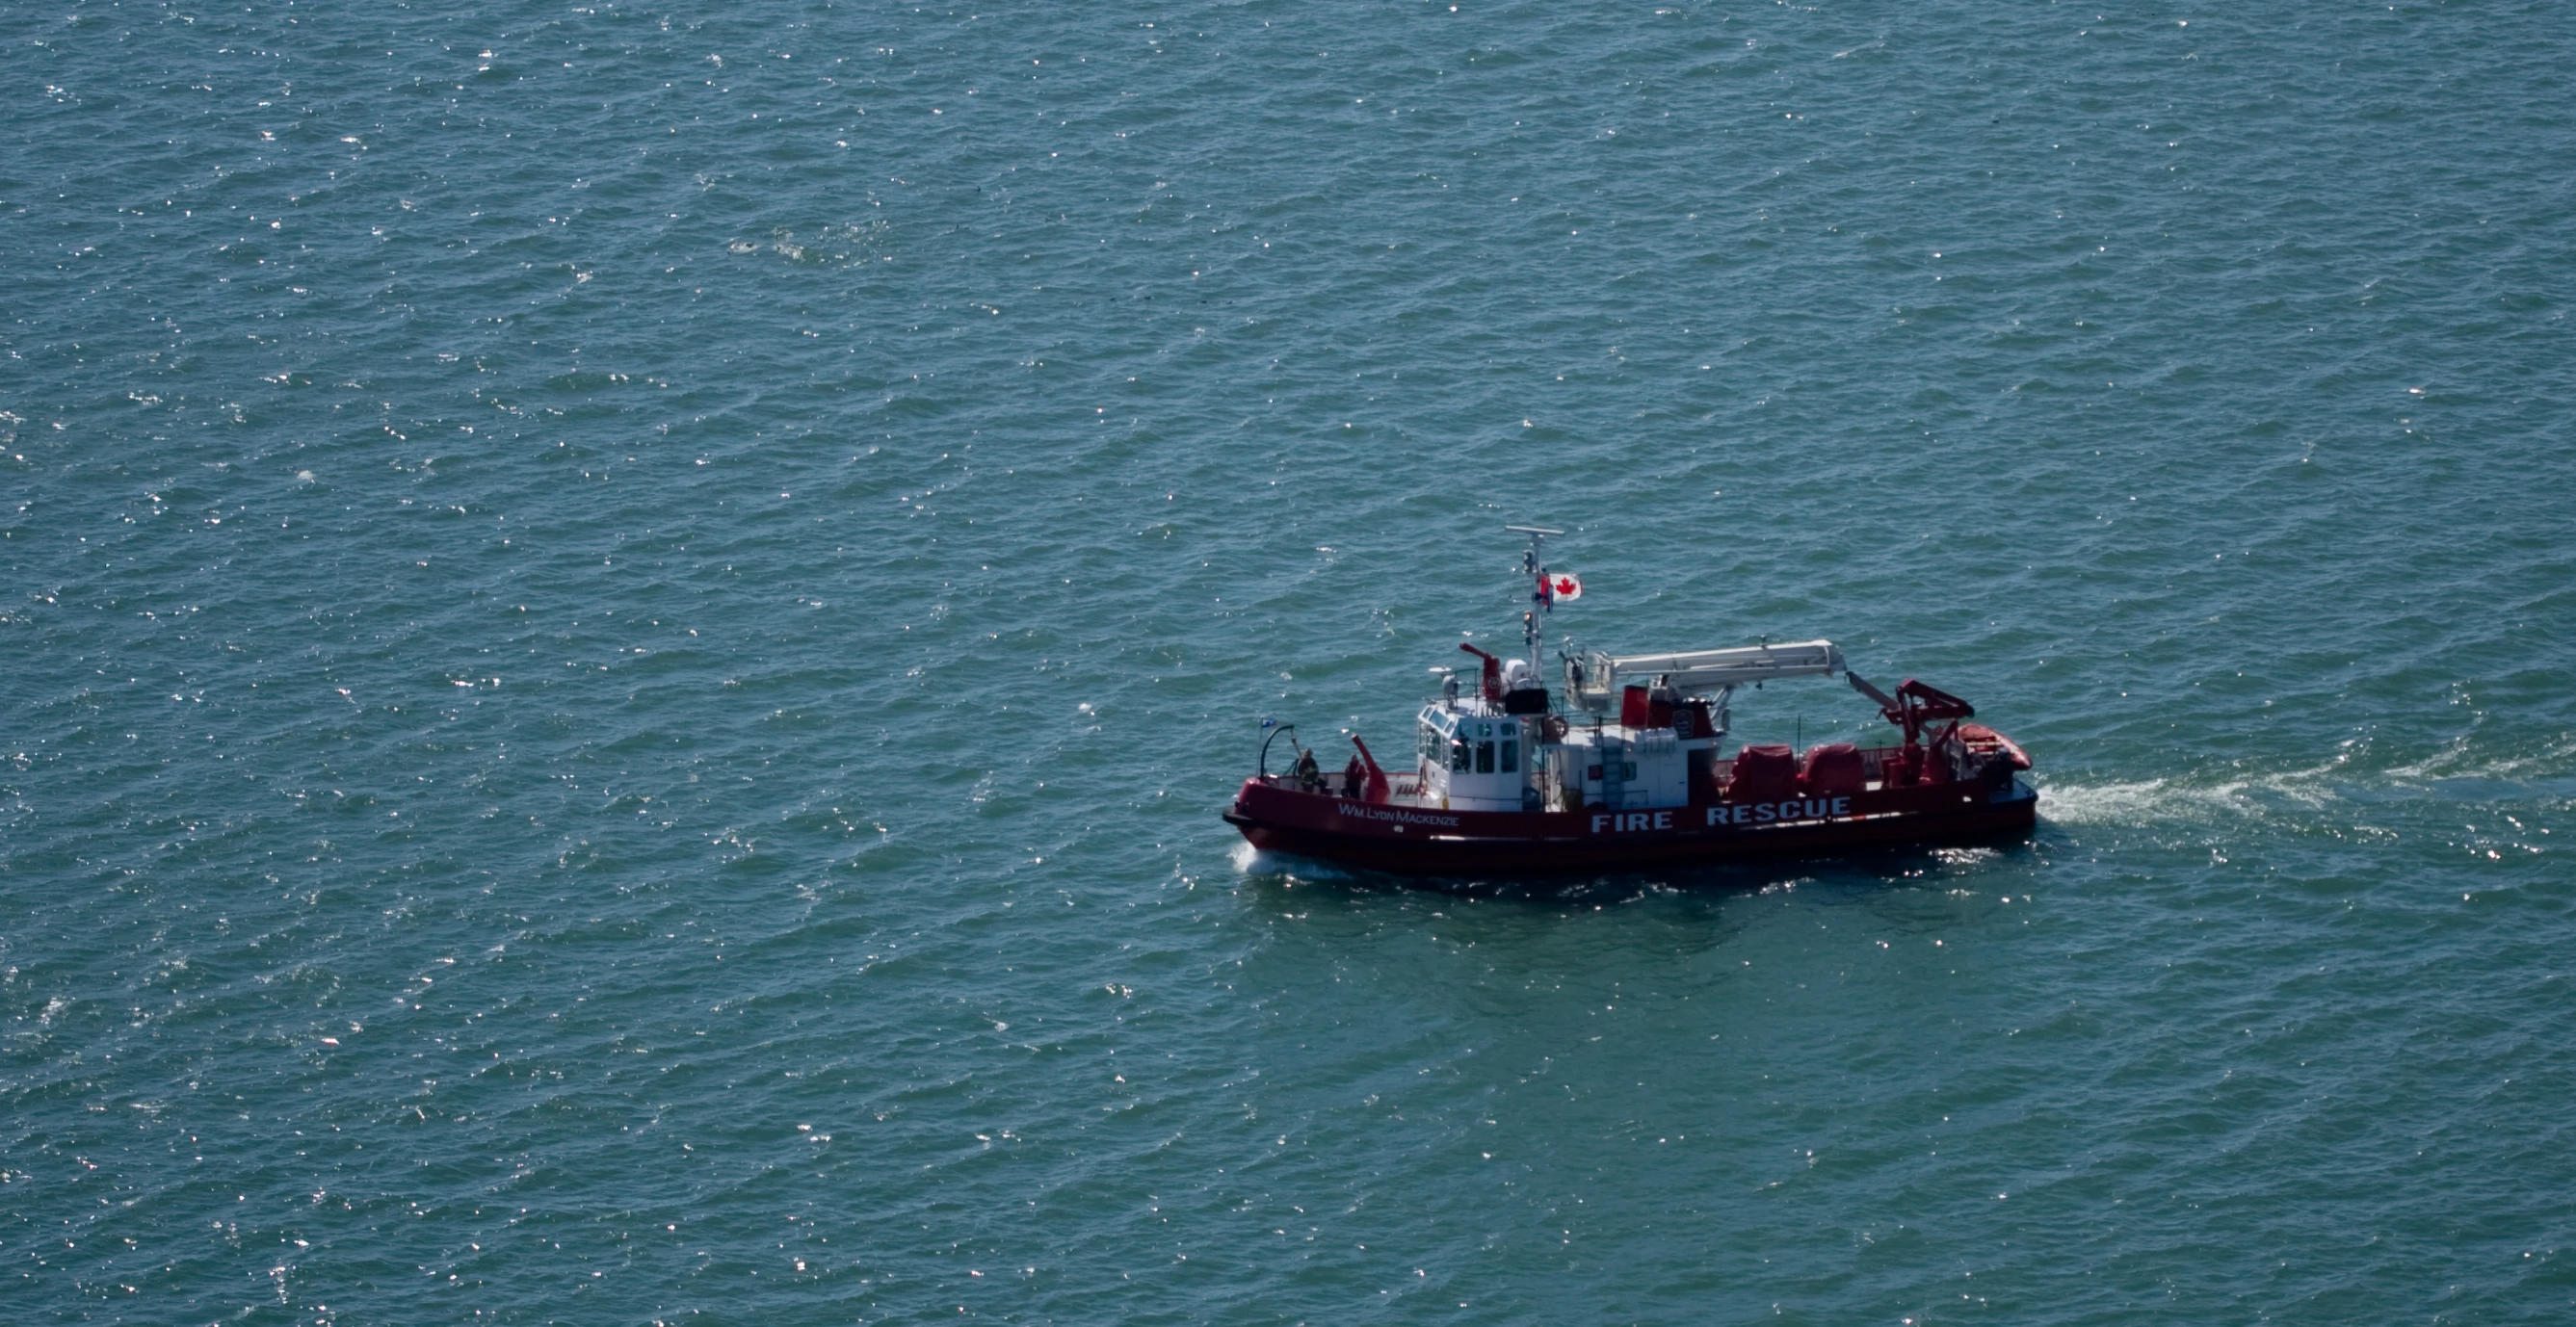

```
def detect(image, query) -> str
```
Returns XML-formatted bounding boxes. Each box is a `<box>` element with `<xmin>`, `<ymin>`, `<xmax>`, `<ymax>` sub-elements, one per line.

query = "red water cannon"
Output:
<box><xmin>1458</xmin><ymin>643</ymin><xmax>1505</xmax><ymax>703</ymax></box>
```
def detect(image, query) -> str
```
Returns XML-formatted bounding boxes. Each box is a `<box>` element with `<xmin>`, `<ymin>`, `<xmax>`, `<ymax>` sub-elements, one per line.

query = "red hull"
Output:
<box><xmin>1223</xmin><ymin>775</ymin><xmax>2037</xmax><ymax>876</ymax></box>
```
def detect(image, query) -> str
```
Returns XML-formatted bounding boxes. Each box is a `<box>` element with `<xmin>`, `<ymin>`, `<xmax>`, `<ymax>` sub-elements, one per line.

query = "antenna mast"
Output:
<box><xmin>1506</xmin><ymin>524</ymin><xmax>1564</xmax><ymax>672</ymax></box>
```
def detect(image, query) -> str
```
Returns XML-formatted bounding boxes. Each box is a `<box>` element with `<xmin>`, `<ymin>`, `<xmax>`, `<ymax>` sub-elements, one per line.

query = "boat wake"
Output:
<box><xmin>2037</xmin><ymin>735</ymin><xmax>2575</xmax><ymax>829</ymax></box>
<box><xmin>2037</xmin><ymin>772</ymin><xmax>2335</xmax><ymax>827</ymax></box>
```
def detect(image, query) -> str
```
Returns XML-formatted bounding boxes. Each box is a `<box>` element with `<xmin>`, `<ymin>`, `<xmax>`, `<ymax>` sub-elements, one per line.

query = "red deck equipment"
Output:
<box><xmin>1728</xmin><ymin>744</ymin><xmax>1800</xmax><ymax>800</ymax></box>
<box><xmin>1799</xmin><ymin>742</ymin><xmax>1868</xmax><ymax>796</ymax></box>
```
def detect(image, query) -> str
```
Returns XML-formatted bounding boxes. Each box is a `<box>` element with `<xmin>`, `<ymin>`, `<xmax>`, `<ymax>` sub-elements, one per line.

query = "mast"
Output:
<box><xmin>1506</xmin><ymin>524</ymin><xmax>1564</xmax><ymax>673</ymax></box>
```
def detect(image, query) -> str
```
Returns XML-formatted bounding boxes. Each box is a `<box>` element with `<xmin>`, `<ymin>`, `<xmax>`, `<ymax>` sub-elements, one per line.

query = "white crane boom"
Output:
<box><xmin>1567</xmin><ymin>639</ymin><xmax>1853</xmax><ymax>711</ymax></box>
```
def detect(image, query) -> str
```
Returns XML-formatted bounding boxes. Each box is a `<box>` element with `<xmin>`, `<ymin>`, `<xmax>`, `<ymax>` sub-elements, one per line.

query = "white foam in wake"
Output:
<box><xmin>2037</xmin><ymin>765</ymin><xmax>2346</xmax><ymax>827</ymax></box>
<box><xmin>2035</xmin><ymin>779</ymin><xmax>2188</xmax><ymax>826</ymax></box>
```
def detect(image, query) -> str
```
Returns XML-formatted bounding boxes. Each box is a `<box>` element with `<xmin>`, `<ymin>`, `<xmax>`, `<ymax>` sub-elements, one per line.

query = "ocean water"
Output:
<box><xmin>6</xmin><ymin>0</ymin><xmax>2574</xmax><ymax>1321</ymax></box>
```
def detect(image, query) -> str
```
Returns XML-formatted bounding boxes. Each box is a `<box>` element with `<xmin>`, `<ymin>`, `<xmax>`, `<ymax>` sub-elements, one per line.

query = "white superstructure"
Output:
<box><xmin>1395</xmin><ymin>528</ymin><xmax>1916</xmax><ymax>814</ymax></box>
<box><xmin>1415</xmin><ymin>703</ymin><xmax>1533</xmax><ymax>812</ymax></box>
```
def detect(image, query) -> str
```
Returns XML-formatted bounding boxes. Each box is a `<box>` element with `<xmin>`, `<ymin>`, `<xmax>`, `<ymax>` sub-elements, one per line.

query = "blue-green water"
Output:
<box><xmin>6</xmin><ymin>0</ymin><xmax>2574</xmax><ymax>1321</ymax></box>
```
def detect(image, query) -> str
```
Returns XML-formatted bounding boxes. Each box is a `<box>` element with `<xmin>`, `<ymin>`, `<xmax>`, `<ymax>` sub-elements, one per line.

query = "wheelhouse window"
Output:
<box><xmin>1475</xmin><ymin>741</ymin><xmax>1495</xmax><ymax>774</ymax></box>
<box><xmin>1501</xmin><ymin>741</ymin><xmax>1518</xmax><ymax>773</ymax></box>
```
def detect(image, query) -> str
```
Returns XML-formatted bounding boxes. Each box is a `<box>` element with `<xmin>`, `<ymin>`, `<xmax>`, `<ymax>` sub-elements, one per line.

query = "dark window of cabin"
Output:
<box><xmin>1502</xmin><ymin>741</ymin><xmax>1519</xmax><ymax>773</ymax></box>
<box><xmin>1476</xmin><ymin>741</ymin><xmax>1495</xmax><ymax>774</ymax></box>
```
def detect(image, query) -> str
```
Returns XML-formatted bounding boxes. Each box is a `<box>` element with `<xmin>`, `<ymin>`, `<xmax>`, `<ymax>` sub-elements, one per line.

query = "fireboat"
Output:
<box><xmin>1222</xmin><ymin>527</ymin><xmax>2037</xmax><ymax>875</ymax></box>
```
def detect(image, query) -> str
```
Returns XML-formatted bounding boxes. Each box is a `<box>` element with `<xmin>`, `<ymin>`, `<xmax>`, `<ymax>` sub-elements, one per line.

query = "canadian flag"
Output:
<box><xmin>1546</xmin><ymin>572</ymin><xmax>1582</xmax><ymax>601</ymax></box>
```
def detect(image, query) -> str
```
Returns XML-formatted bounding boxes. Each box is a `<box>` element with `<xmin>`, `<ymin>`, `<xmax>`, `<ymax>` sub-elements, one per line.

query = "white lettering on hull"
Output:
<box><xmin>1334</xmin><ymin>804</ymin><xmax>1460</xmax><ymax>828</ymax></box>
<box><xmin>1590</xmin><ymin>811</ymin><xmax>1674</xmax><ymax>833</ymax></box>
<box><xmin>1323</xmin><ymin>797</ymin><xmax>1881</xmax><ymax>837</ymax></box>
<box><xmin>1705</xmin><ymin>797</ymin><xmax>1851</xmax><ymax>827</ymax></box>
<box><xmin>1584</xmin><ymin>799</ymin><xmax>1857</xmax><ymax>833</ymax></box>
